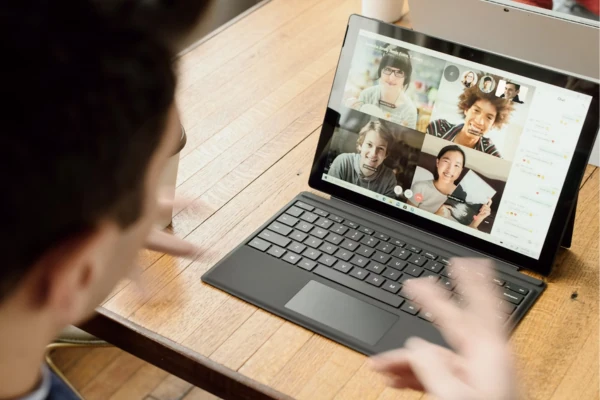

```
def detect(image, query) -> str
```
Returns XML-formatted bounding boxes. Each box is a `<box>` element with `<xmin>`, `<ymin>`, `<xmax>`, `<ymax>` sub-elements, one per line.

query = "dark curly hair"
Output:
<box><xmin>457</xmin><ymin>79</ymin><xmax>514</xmax><ymax>129</ymax></box>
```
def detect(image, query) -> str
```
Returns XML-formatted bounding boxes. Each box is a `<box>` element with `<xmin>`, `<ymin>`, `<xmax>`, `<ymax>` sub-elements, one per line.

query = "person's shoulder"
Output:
<box><xmin>359</xmin><ymin>85</ymin><xmax>379</xmax><ymax>100</ymax></box>
<box><xmin>480</xmin><ymin>137</ymin><xmax>502</xmax><ymax>157</ymax></box>
<box><xmin>427</xmin><ymin>119</ymin><xmax>452</xmax><ymax>135</ymax></box>
<box><xmin>412</xmin><ymin>179</ymin><xmax>433</xmax><ymax>191</ymax></box>
<box><xmin>334</xmin><ymin>152</ymin><xmax>356</xmax><ymax>163</ymax></box>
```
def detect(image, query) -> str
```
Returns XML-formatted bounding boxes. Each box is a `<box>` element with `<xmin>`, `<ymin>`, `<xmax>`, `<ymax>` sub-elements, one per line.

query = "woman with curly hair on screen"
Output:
<box><xmin>427</xmin><ymin>81</ymin><xmax>514</xmax><ymax>158</ymax></box>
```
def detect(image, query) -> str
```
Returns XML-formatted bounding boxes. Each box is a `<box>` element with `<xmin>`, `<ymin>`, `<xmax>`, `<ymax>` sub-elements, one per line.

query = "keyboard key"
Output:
<box><xmin>418</xmin><ymin>310</ymin><xmax>435</xmax><ymax>322</ymax></box>
<box><xmin>387</xmin><ymin>257</ymin><xmax>407</xmax><ymax>271</ymax></box>
<box><xmin>343</xmin><ymin>220</ymin><xmax>359</xmax><ymax>228</ymax></box>
<box><xmin>390</xmin><ymin>238</ymin><xmax>406</xmax><ymax>247</ymax></box>
<box><xmin>282</xmin><ymin>252</ymin><xmax>301</xmax><ymax>265</ymax></box>
<box><xmin>325</xmin><ymin>233</ymin><xmax>344</xmax><ymax>245</ymax></box>
<box><xmin>421</xmin><ymin>270</ymin><xmax>440</xmax><ymax>282</ymax></box>
<box><xmin>493</xmin><ymin>313</ymin><xmax>508</xmax><ymax>324</ymax></box>
<box><xmin>492</xmin><ymin>277</ymin><xmax>506</xmax><ymax>286</ymax></box>
<box><xmin>289</xmin><ymin>230</ymin><xmax>308</xmax><ymax>242</ymax></box>
<box><xmin>248</xmin><ymin>237</ymin><xmax>271</xmax><ymax>252</ymax></box>
<box><xmin>452</xmin><ymin>294</ymin><xmax>467</xmax><ymax>308</ymax></box>
<box><xmin>315</xmin><ymin>217</ymin><xmax>333</xmax><ymax>229</ymax></box>
<box><xmin>349</xmin><ymin>267</ymin><xmax>369</xmax><ymax>280</ymax></box>
<box><xmin>311</xmin><ymin>227</ymin><xmax>328</xmax><ymax>239</ymax></box>
<box><xmin>401</xmin><ymin>301</ymin><xmax>420</xmax><ymax>315</ymax></box>
<box><xmin>314</xmin><ymin>266</ymin><xmax>403</xmax><ymax>307</ymax></box>
<box><xmin>259</xmin><ymin>230</ymin><xmax>291</xmax><ymax>248</ymax></box>
<box><xmin>441</xmin><ymin>268</ymin><xmax>458</xmax><ymax>279</ymax></box>
<box><xmin>383</xmin><ymin>268</ymin><xmax>402</xmax><ymax>281</ymax></box>
<box><xmin>425</xmin><ymin>261</ymin><xmax>444</xmax><ymax>273</ymax></box>
<box><xmin>334</xmin><ymin>249</ymin><xmax>353</xmax><ymax>261</ymax></box>
<box><xmin>329</xmin><ymin>214</ymin><xmax>344</xmax><ymax>223</ymax></box>
<box><xmin>405</xmin><ymin>265</ymin><xmax>424</xmax><ymax>277</ymax></box>
<box><xmin>408</xmin><ymin>254</ymin><xmax>428</xmax><ymax>267</ymax></box>
<box><xmin>439</xmin><ymin>257</ymin><xmax>451</xmax><ymax>265</ymax></box>
<box><xmin>358</xmin><ymin>226</ymin><xmax>374</xmax><ymax>235</ymax></box>
<box><xmin>304</xmin><ymin>236</ymin><xmax>323</xmax><ymax>248</ymax></box>
<box><xmin>331</xmin><ymin>224</ymin><xmax>348</xmax><ymax>235</ymax></box>
<box><xmin>295</xmin><ymin>201</ymin><xmax>314</xmax><ymax>211</ymax></box>
<box><xmin>278</xmin><ymin>214</ymin><xmax>299</xmax><ymax>227</ymax></box>
<box><xmin>350</xmin><ymin>254</ymin><xmax>369</xmax><ymax>267</ymax></box>
<box><xmin>439</xmin><ymin>277</ymin><xmax>456</xmax><ymax>291</ymax></box>
<box><xmin>313</xmin><ymin>208</ymin><xmax>329</xmax><ymax>217</ymax></box>
<box><xmin>334</xmin><ymin>261</ymin><xmax>353</xmax><ymax>273</ymax></box>
<box><xmin>340</xmin><ymin>239</ymin><xmax>359</xmax><ymax>251</ymax></box>
<box><xmin>497</xmin><ymin>288</ymin><xmax>524</xmax><ymax>305</ymax></box>
<box><xmin>498</xmin><ymin>299</ymin><xmax>516</xmax><ymax>314</ymax></box>
<box><xmin>382</xmin><ymin>281</ymin><xmax>401</xmax><ymax>294</ymax></box>
<box><xmin>406</xmin><ymin>245</ymin><xmax>421</xmax><ymax>254</ymax></box>
<box><xmin>297</xmin><ymin>259</ymin><xmax>317</xmax><ymax>271</ymax></box>
<box><xmin>318</xmin><ymin>254</ymin><xmax>338</xmax><ymax>267</ymax></box>
<box><xmin>302</xmin><ymin>248</ymin><xmax>322</xmax><ymax>260</ymax></box>
<box><xmin>287</xmin><ymin>241</ymin><xmax>306</xmax><ymax>254</ymax></box>
<box><xmin>356</xmin><ymin>245</ymin><xmax>375</xmax><ymax>258</ymax></box>
<box><xmin>366</xmin><ymin>274</ymin><xmax>385</xmax><ymax>287</ymax></box>
<box><xmin>300</xmin><ymin>212</ymin><xmax>318</xmax><ymax>223</ymax></box>
<box><xmin>345</xmin><ymin>229</ymin><xmax>364</xmax><ymax>241</ymax></box>
<box><xmin>267</xmin><ymin>245</ymin><xmax>286</xmax><ymax>258</ymax></box>
<box><xmin>268</xmin><ymin>222</ymin><xmax>292</xmax><ymax>236</ymax></box>
<box><xmin>367</xmin><ymin>262</ymin><xmax>386</xmax><ymax>274</ymax></box>
<box><xmin>399</xmin><ymin>286</ymin><xmax>417</xmax><ymax>301</ymax></box>
<box><xmin>319</xmin><ymin>243</ymin><xmax>338</xmax><ymax>255</ymax></box>
<box><xmin>296</xmin><ymin>221</ymin><xmax>314</xmax><ymax>233</ymax></box>
<box><xmin>392</xmin><ymin>248</ymin><xmax>410</xmax><ymax>260</ymax></box>
<box><xmin>374</xmin><ymin>232</ymin><xmax>390</xmax><ymax>241</ymax></box>
<box><xmin>504</xmin><ymin>282</ymin><xmax>529</xmax><ymax>295</ymax></box>
<box><xmin>286</xmin><ymin>206</ymin><xmax>304</xmax><ymax>217</ymax></box>
<box><xmin>360</xmin><ymin>236</ymin><xmax>380</xmax><ymax>248</ymax></box>
<box><xmin>376</xmin><ymin>242</ymin><xmax>395</xmax><ymax>254</ymax></box>
<box><xmin>423</xmin><ymin>251</ymin><xmax>438</xmax><ymax>260</ymax></box>
<box><xmin>372</xmin><ymin>251</ymin><xmax>391</xmax><ymax>264</ymax></box>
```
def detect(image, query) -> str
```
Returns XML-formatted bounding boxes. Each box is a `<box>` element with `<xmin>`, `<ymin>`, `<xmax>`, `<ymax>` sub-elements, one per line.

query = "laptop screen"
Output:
<box><xmin>320</xmin><ymin>28</ymin><xmax>594</xmax><ymax>261</ymax></box>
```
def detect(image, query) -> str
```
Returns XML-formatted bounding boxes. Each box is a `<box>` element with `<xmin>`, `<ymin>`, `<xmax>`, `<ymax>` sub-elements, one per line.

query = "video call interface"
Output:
<box><xmin>323</xmin><ymin>30</ymin><xmax>593</xmax><ymax>259</ymax></box>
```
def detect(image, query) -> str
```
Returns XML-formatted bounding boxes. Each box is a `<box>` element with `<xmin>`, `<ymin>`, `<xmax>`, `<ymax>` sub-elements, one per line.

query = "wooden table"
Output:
<box><xmin>82</xmin><ymin>1</ymin><xmax>600</xmax><ymax>399</ymax></box>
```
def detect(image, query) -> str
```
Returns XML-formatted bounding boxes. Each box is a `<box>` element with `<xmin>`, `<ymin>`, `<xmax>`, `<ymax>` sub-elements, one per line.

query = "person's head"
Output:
<box><xmin>0</xmin><ymin>1</ymin><xmax>207</xmax><ymax>334</ymax></box>
<box><xmin>356</xmin><ymin>121</ymin><xmax>395</xmax><ymax>177</ymax></box>
<box><xmin>464</xmin><ymin>71</ymin><xmax>475</xmax><ymax>85</ymax></box>
<box><xmin>434</xmin><ymin>145</ymin><xmax>466</xmax><ymax>185</ymax></box>
<box><xmin>458</xmin><ymin>84</ymin><xmax>514</xmax><ymax>139</ymax></box>
<box><xmin>504</xmin><ymin>82</ymin><xmax>521</xmax><ymax>100</ymax></box>
<box><xmin>483</xmin><ymin>77</ymin><xmax>492</xmax><ymax>90</ymax></box>
<box><xmin>377</xmin><ymin>45</ymin><xmax>412</xmax><ymax>91</ymax></box>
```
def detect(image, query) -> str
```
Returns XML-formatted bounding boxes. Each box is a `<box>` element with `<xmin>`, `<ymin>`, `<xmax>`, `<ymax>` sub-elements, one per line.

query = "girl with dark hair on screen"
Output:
<box><xmin>346</xmin><ymin>44</ymin><xmax>418</xmax><ymax>129</ymax></box>
<box><xmin>409</xmin><ymin>145</ymin><xmax>491</xmax><ymax>230</ymax></box>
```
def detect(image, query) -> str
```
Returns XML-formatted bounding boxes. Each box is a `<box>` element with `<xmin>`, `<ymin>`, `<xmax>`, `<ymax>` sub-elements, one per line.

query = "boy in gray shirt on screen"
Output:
<box><xmin>328</xmin><ymin>121</ymin><xmax>397</xmax><ymax>198</ymax></box>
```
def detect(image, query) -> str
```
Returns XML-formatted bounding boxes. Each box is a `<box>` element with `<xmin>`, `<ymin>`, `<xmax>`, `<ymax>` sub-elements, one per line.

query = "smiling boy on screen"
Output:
<box><xmin>427</xmin><ymin>83</ymin><xmax>514</xmax><ymax>158</ymax></box>
<box><xmin>328</xmin><ymin>120</ymin><xmax>397</xmax><ymax>197</ymax></box>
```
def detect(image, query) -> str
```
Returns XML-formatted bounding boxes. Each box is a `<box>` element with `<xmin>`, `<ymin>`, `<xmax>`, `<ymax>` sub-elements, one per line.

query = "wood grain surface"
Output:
<box><xmin>86</xmin><ymin>1</ymin><xmax>600</xmax><ymax>399</ymax></box>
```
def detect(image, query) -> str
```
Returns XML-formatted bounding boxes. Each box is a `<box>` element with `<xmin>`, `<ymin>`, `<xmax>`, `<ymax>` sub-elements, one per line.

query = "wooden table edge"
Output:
<box><xmin>80</xmin><ymin>308</ymin><xmax>293</xmax><ymax>400</ymax></box>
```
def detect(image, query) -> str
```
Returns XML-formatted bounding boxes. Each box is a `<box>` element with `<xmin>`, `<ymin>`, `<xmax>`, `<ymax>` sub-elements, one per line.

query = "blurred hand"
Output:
<box><xmin>435</xmin><ymin>204</ymin><xmax>451</xmax><ymax>218</ymax></box>
<box><xmin>144</xmin><ymin>192</ymin><xmax>199</xmax><ymax>258</ymax></box>
<box><xmin>370</xmin><ymin>258</ymin><xmax>517</xmax><ymax>400</ymax></box>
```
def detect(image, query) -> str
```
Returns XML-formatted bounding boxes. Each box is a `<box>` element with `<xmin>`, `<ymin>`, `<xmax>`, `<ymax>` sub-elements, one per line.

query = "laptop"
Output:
<box><xmin>410</xmin><ymin>0</ymin><xmax>600</xmax><ymax>166</ymax></box>
<box><xmin>201</xmin><ymin>15</ymin><xmax>600</xmax><ymax>355</ymax></box>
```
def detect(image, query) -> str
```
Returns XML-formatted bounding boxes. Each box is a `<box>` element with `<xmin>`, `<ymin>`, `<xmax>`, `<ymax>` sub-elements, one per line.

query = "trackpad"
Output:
<box><xmin>285</xmin><ymin>280</ymin><xmax>397</xmax><ymax>345</ymax></box>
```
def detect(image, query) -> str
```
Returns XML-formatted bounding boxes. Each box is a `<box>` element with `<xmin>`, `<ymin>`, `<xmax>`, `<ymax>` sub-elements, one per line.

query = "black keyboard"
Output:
<box><xmin>246</xmin><ymin>201</ymin><xmax>530</xmax><ymax>325</ymax></box>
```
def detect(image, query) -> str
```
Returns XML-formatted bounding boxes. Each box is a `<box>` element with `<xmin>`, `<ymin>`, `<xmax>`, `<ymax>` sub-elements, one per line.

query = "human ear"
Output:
<box><xmin>33</xmin><ymin>223</ymin><xmax>117</xmax><ymax>326</ymax></box>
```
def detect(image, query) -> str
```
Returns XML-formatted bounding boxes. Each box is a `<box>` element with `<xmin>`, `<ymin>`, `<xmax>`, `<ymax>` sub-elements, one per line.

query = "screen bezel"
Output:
<box><xmin>308</xmin><ymin>14</ymin><xmax>599</xmax><ymax>276</ymax></box>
